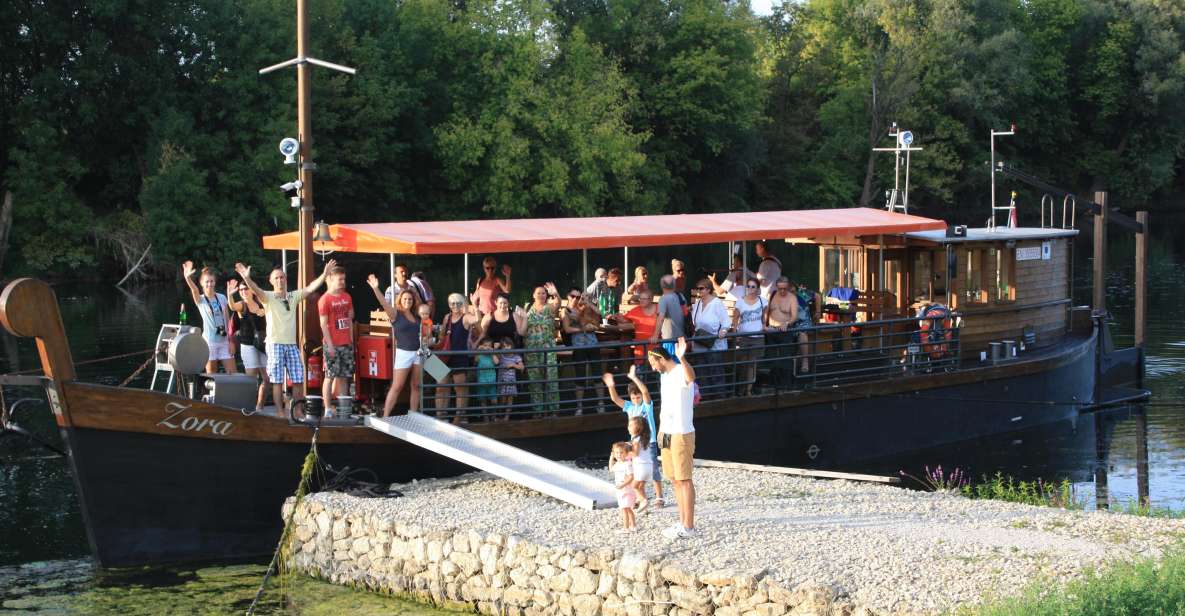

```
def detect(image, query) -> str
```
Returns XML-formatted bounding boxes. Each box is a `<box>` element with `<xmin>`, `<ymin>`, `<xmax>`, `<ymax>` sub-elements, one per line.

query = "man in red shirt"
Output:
<box><xmin>318</xmin><ymin>265</ymin><xmax>355</xmax><ymax>416</ymax></box>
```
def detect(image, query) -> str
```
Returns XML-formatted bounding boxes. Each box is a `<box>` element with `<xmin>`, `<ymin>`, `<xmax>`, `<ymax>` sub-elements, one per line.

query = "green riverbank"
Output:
<box><xmin>0</xmin><ymin>559</ymin><xmax>454</xmax><ymax>615</ymax></box>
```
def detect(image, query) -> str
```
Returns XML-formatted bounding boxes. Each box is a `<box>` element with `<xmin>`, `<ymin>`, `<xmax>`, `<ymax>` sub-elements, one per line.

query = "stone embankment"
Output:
<box><xmin>282</xmin><ymin>467</ymin><xmax>1185</xmax><ymax>616</ymax></box>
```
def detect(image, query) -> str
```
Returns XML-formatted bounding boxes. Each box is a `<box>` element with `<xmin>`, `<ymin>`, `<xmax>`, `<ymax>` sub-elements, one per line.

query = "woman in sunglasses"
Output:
<box><xmin>562</xmin><ymin>289</ymin><xmax>603</xmax><ymax>415</ymax></box>
<box><xmin>434</xmin><ymin>293</ymin><xmax>481</xmax><ymax>422</ymax></box>
<box><xmin>471</xmin><ymin>256</ymin><xmax>512</xmax><ymax>316</ymax></box>
<box><xmin>733</xmin><ymin>277</ymin><xmax>767</xmax><ymax>396</ymax></box>
<box><xmin>689</xmin><ymin>278</ymin><xmax>729</xmax><ymax>399</ymax></box>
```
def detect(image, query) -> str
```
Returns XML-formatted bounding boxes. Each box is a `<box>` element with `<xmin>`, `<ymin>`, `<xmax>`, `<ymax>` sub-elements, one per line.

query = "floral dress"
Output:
<box><xmin>524</xmin><ymin>304</ymin><xmax>559</xmax><ymax>413</ymax></box>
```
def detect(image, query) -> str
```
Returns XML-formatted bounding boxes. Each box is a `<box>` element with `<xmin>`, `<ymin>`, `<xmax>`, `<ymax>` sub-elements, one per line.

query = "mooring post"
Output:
<box><xmin>1091</xmin><ymin>191</ymin><xmax>1108</xmax><ymax>314</ymax></box>
<box><xmin>1134</xmin><ymin>212</ymin><xmax>1148</xmax><ymax>349</ymax></box>
<box><xmin>1135</xmin><ymin>408</ymin><xmax>1150</xmax><ymax>508</ymax></box>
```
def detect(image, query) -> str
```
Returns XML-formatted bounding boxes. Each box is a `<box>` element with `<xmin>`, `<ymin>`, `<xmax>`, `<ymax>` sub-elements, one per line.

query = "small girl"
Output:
<box><xmin>495</xmin><ymin>337</ymin><xmax>524</xmax><ymax>422</ymax></box>
<box><xmin>628</xmin><ymin>416</ymin><xmax>654</xmax><ymax>513</ymax></box>
<box><xmin>473</xmin><ymin>340</ymin><xmax>498</xmax><ymax>418</ymax></box>
<box><xmin>610</xmin><ymin>441</ymin><xmax>637</xmax><ymax>533</ymax></box>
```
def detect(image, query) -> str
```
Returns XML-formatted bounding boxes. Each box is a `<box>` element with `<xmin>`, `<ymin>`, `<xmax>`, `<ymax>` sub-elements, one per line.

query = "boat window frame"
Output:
<box><xmin>962</xmin><ymin>247</ymin><xmax>989</xmax><ymax>306</ymax></box>
<box><xmin>992</xmin><ymin>244</ymin><xmax>1017</xmax><ymax>303</ymax></box>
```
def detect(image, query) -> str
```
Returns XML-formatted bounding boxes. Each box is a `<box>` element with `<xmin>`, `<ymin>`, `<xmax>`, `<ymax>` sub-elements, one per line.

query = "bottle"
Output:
<box><xmin>179</xmin><ymin>303</ymin><xmax>188</xmax><ymax>326</ymax></box>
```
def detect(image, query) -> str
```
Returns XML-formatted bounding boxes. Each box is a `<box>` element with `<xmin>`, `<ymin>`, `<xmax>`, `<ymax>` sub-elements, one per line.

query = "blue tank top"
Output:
<box><xmin>392</xmin><ymin>312</ymin><xmax>420</xmax><ymax>352</ymax></box>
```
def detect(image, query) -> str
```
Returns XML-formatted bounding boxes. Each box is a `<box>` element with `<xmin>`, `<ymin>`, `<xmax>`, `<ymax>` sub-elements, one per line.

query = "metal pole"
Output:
<box><xmin>582</xmin><ymin>249</ymin><xmax>588</xmax><ymax>288</ymax></box>
<box><xmin>623</xmin><ymin>247</ymin><xmax>629</xmax><ymax>290</ymax></box>
<box><xmin>295</xmin><ymin>0</ymin><xmax>315</xmax><ymax>355</ymax></box>
<box><xmin>1092</xmin><ymin>191</ymin><xmax>1108</xmax><ymax>314</ymax></box>
<box><xmin>389</xmin><ymin>253</ymin><xmax>395</xmax><ymax>295</ymax></box>
<box><xmin>1134</xmin><ymin>212</ymin><xmax>1148</xmax><ymax>350</ymax></box>
<box><xmin>990</xmin><ymin>130</ymin><xmax>996</xmax><ymax>226</ymax></box>
<box><xmin>742</xmin><ymin>241</ymin><xmax>748</xmax><ymax>285</ymax></box>
<box><xmin>464</xmin><ymin>253</ymin><xmax>470</xmax><ymax>300</ymax></box>
<box><xmin>903</xmin><ymin>149</ymin><xmax>911</xmax><ymax>213</ymax></box>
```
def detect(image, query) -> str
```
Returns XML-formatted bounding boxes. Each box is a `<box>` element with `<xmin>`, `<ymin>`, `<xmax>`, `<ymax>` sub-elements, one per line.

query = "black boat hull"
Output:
<box><xmin>62</xmin><ymin>334</ymin><xmax>1096</xmax><ymax>567</ymax></box>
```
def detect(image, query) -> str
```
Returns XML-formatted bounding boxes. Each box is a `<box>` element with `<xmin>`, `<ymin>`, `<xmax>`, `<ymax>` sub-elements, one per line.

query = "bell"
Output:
<box><xmin>312</xmin><ymin>221</ymin><xmax>333</xmax><ymax>243</ymax></box>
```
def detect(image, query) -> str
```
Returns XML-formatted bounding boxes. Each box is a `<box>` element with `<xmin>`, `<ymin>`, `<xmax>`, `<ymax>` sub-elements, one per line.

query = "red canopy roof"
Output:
<box><xmin>262</xmin><ymin>208</ymin><xmax>946</xmax><ymax>255</ymax></box>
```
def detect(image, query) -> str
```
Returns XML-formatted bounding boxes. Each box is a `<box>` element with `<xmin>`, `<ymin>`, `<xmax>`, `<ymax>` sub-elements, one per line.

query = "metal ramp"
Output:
<box><xmin>366</xmin><ymin>413</ymin><xmax>617</xmax><ymax>510</ymax></box>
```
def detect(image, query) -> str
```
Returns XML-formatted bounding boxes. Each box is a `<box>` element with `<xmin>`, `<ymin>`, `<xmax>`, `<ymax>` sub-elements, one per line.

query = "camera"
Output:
<box><xmin>216</xmin><ymin>326</ymin><xmax>227</xmax><ymax>337</ymax></box>
<box><xmin>280</xmin><ymin>180</ymin><xmax>303</xmax><ymax>197</ymax></box>
<box><xmin>278</xmin><ymin>138</ymin><xmax>299</xmax><ymax>164</ymax></box>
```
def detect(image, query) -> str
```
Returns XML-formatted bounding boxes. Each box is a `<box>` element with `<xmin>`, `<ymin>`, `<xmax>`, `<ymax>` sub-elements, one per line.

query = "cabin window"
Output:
<box><xmin>963</xmin><ymin>248</ymin><xmax>987</xmax><ymax>303</ymax></box>
<box><xmin>992</xmin><ymin>246</ymin><xmax>1016</xmax><ymax>302</ymax></box>
<box><xmin>822</xmin><ymin>247</ymin><xmax>861</xmax><ymax>289</ymax></box>
<box><xmin>911</xmin><ymin>250</ymin><xmax>932</xmax><ymax>300</ymax></box>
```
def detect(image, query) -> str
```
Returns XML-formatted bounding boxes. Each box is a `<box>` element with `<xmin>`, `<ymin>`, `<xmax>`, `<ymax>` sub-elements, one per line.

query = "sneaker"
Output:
<box><xmin>652</xmin><ymin>498</ymin><xmax>665</xmax><ymax>509</ymax></box>
<box><xmin>634</xmin><ymin>498</ymin><xmax>649</xmax><ymax>514</ymax></box>
<box><xmin>662</xmin><ymin>526</ymin><xmax>696</xmax><ymax>540</ymax></box>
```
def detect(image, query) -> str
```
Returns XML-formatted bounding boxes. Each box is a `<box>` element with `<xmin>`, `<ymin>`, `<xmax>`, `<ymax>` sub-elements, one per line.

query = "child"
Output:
<box><xmin>473</xmin><ymin>340</ymin><xmax>498</xmax><ymax>419</ymax></box>
<box><xmin>610</xmin><ymin>441</ymin><xmax>637</xmax><ymax>533</ymax></box>
<box><xmin>603</xmin><ymin>365</ymin><xmax>665</xmax><ymax>508</ymax></box>
<box><xmin>628</xmin><ymin>416</ymin><xmax>654</xmax><ymax>513</ymax></box>
<box><xmin>495</xmin><ymin>337</ymin><xmax>524</xmax><ymax>422</ymax></box>
<box><xmin>418</xmin><ymin>303</ymin><xmax>435</xmax><ymax>349</ymax></box>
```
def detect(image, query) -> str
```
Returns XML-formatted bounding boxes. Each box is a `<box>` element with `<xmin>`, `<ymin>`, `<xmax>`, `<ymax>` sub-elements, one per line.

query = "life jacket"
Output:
<box><xmin>918</xmin><ymin>304</ymin><xmax>953</xmax><ymax>359</ymax></box>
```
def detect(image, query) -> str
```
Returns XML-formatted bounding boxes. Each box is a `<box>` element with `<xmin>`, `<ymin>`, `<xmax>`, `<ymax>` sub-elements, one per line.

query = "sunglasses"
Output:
<box><xmin>692</xmin><ymin>286</ymin><xmax>707</xmax><ymax>291</ymax></box>
<box><xmin>568</xmin><ymin>294</ymin><xmax>581</xmax><ymax>300</ymax></box>
<box><xmin>280</xmin><ymin>298</ymin><xmax>290</xmax><ymax>311</ymax></box>
<box><xmin>675</xmin><ymin>270</ymin><xmax>684</xmax><ymax>274</ymax></box>
<box><xmin>449</xmin><ymin>300</ymin><xmax>464</xmax><ymax>306</ymax></box>
<box><xmin>746</xmin><ymin>284</ymin><xmax>758</xmax><ymax>289</ymax></box>
<box><xmin>484</xmin><ymin>266</ymin><xmax>495</xmax><ymax>270</ymax></box>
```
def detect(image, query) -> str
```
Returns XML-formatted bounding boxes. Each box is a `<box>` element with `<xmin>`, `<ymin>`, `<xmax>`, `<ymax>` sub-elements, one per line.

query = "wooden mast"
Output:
<box><xmin>259</xmin><ymin>0</ymin><xmax>354</xmax><ymax>357</ymax></box>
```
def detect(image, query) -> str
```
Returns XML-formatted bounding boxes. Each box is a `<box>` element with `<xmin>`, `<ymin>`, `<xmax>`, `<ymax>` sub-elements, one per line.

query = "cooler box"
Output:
<box><xmin>356</xmin><ymin>335</ymin><xmax>392</xmax><ymax>380</ymax></box>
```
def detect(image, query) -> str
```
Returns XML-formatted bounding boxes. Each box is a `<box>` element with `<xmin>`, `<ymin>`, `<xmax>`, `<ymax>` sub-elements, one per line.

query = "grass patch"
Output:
<box><xmin>967</xmin><ymin>549</ymin><xmax>1185</xmax><ymax>616</ymax></box>
<box><xmin>961</xmin><ymin>473</ymin><xmax>1079</xmax><ymax>509</ymax></box>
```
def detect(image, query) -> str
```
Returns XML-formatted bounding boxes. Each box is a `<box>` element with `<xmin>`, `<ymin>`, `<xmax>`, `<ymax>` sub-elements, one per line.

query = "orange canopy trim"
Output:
<box><xmin>263</xmin><ymin>208</ymin><xmax>947</xmax><ymax>255</ymax></box>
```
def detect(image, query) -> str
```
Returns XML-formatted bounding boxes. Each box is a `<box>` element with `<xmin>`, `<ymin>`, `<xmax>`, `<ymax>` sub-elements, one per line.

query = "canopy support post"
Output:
<box><xmin>742</xmin><ymin>241</ymin><xmax>748</xmax><ymax>286</ymax></box>
<box><xmin>282</xmin><ymin>249</ymin><xmax>287</xmax><ymax>273</ymax></box>
<box><xmin>582</xmin><ymin>249</ymin><xmax>588</xmax><ymax>288</ymax></box>
<box><xmin>464</xmin><ymin>253</ymin><xmax>470</xmax><ymax>301</ymax></box>
<box><xmin>878</xmin><ymin>234</ymin><xmax>885</xmax><ymax>291</ymax></box>
<box><xmin>389</xmin><ymin>253</ymin><xmax>395</xmax><ymax>296</ymax></box>
<box><xmin>623</xmin><ymin>247</ymin><xmax>629</xmax><ymax>290</ymax></box>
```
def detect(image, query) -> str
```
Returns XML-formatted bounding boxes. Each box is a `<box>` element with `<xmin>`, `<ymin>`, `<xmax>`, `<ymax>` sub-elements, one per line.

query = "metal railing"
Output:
<box><xmin>419</xmin><ymin>313</ymin><xmax>961</xmax><ymax>422</ymax></box>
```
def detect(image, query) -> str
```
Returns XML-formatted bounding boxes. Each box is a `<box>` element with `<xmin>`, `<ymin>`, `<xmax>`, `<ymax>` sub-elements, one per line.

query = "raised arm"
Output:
<box><xmin>626</xmin><ymin>364</ymin><xmax>651</xmax><ymax>404</ymax></box>
<box><xmin>707</xmin><ymin>272</ymin><xmax>726</xmax><ymax>296</ymax></box>
<box><xmin>302</xmin><ymin>258</ymin><xmax>337</xmax><ymax>297</ymax></box>
<box><xmin>499</xmin><ymin>264</ymin><xmax>512</xmax><ymax>294</ymax></box>
<box><xmin>674</xmin><ymin>337</ymin><xmax>695</xmax><ymax>384</ymax></box>
<box><xmin>234</xmin><ymin>262</ymin><xmax>268</xmax><ymax>305</ymax></box>
<box><xmin>181</xmin><ymin>261</ymin><xmax>201</xmax><ymax>305</ymax></box>
<box><xmin>602</xmin><ymin>372</ymin><xmax>625</xmax><ymax>409</ymax></box>
<box><xmin>226</xmin><ymin>280</ymin><xmax>244</xmax><ymax>312</ymax></box>
<box><xmin>513</xmin><ymin>306</ymin><xmax>528</xmax><ymax>337</ymax></box>
<box><xmin>367</xmin><ymin>274</ymin><xmax>398</xmax><ymax>320</ymax></box>
<box><xmin>544</xmin><ymin>282</ymin><xmax>561</xmax><ymax>309</ymax></box>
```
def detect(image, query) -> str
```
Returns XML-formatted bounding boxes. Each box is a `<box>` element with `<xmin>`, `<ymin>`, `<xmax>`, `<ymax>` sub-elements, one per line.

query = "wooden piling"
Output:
<box><xmin>1134</xmin><ymin>211</ymin><xmax>1148</xmax><ymax>349</ymax></box>
<box><xmin>1092</xmin><ymin>191</ymin><xmax>1108</xmax><ymax>313</ymax></box>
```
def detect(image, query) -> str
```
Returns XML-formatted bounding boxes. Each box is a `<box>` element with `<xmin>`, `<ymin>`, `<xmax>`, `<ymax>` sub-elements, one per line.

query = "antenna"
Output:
<box><xmin>872</xmin><ymin>122</ymin><xmax>923</xmax><ymax>214</ymax></box>
<box><xmin>989</xmin><ymin>124</ymin><xmax>1016</xmax><ymax>229</ymax></box>
<box><xmin>257</xmin><ymin>0</ymin><xmax>356</xmax><ymax>355</ymax></box>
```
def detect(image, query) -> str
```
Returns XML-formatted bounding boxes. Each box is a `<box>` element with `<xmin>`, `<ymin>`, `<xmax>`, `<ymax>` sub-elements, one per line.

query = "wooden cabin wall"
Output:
<box><xmin>957</xmin><ymin>238</ymin><xmax>1069</xmax><ymax>356</ymax></box>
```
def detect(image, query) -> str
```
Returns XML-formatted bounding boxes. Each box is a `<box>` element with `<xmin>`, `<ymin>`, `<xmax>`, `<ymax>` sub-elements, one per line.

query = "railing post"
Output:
<box><xmin>1134</xmin><ymin>211</ymin><xmax>1148</xmax><ymax>350</ymax></box>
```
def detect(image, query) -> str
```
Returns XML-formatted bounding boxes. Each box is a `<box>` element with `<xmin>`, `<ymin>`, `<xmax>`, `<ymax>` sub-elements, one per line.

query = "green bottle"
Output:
<box><xmin>179</xmin><ymin>303</ymin><xmax>188</xmax><ymax>325</ymax></box>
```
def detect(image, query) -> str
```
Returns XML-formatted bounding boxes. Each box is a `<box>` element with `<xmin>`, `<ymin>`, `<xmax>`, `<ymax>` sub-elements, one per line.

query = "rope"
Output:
<box><xmin>0</xmin><ymin>348</ymin><xmax>156</xmax><ymax>377</ymax></box>
<box><xmin>118</xmin><ymin>352</ymin><xmax>156</xmax><ymax>387</ymax></box>
<box><xmin>246</xmin><ymin>429</ymin><xmax>320</xmax><ymax>615</ymax></box>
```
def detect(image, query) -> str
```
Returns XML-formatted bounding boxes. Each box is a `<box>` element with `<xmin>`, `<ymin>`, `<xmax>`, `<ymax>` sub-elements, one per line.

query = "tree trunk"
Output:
<box><xmin>860</xmin><ymin>75</ymin><xmax>881</xmax><ymax>208</ymax></box>
<box><xmin>0</xmin><ymin>191</ymin><xmax>13</xmax><ymax>274</ymax></box>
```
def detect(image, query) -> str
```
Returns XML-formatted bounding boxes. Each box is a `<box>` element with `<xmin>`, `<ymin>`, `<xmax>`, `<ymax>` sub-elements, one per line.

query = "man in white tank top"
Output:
<box><xmin>649</xmin><ymin>337</ymin><xmax>698</xmax><ymax>539</ymax></box>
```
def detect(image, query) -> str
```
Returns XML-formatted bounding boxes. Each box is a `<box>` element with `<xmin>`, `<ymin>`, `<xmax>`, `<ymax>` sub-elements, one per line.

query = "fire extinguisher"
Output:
<box><xmin>306</xmin><ymin>354</ymin><xmax>323</xmax><ymax>389</ymax></box>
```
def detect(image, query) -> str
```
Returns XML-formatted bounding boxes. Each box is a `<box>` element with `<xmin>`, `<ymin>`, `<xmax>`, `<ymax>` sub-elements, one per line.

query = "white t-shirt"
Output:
<box><xmin>736</xmin><ymin>296</ymin><xmax>767</xmax><ymax>335</ymax></box>
<box><xmin>757</xmin><ymin>256</ymin><xmax>782</xmax><ymax>300</ymax></box>
<box><xmin>658</xmin><ymin>367</ymin><xmax>694</xmax><ymax>435</ymax></box>
<box><xmin>690</xmin><ymin>298</ymin><xmax>729</xmax><ymax>351</ymax></box>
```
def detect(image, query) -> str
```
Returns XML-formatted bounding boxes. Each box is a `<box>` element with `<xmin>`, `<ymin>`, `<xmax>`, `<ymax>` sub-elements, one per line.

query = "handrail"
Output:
<box><xmin>1063</xmin><ymin>194</ymin><xmax>1076</xmax><ymax>229</ymax></box>
<box><xmin>1041</xmin><ymin>194</ymin><xmax>1053</xmax><ymax>228</ymax></box>
<box><xmin>422</xmin><ymin>312</ymin><xmax>964</xmax><ymax>421</ymax></box>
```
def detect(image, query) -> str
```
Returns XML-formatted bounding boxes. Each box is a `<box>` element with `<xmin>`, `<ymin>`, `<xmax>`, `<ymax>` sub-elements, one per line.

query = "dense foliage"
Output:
<box><xmin>2</xmin><ymin>0</ymin><xmax>1183</xmax><ymax>277</ymax></box>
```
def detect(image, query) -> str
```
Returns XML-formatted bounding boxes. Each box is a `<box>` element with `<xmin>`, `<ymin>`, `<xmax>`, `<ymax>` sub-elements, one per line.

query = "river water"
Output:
<box><xmin>0</xmin><ymin>219</ymin><xmax>1182</xmax><ymax>612</ymax></box>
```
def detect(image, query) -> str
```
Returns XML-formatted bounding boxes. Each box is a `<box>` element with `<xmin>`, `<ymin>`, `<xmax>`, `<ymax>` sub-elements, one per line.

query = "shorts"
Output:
<box><xmin>325</xmin><ymin>344</ymin><xmax>355</xmax><ymax>378</ymax></box>
<box><xmin>616</xmin><ymin>487</ymin><xmax>637</xmax><ymax>509</ymax></box>
<box><xmin>208</xmin><ymin>340</ymin><xmax>233</xmax><ymax>361</ymax></box>
<box><xmin>660</xmin><ymin>431</ymin><xmax>695</xmax><ymax>481</ymax></box>
<box><xmin>266</xmin><ymin>343</ymin><xmax>304</xmax><ymax>384</ymax></box>
<box><xmin>632</xmin><ymin>451</ymin><xmax>654</xmax><ymax>482</ymax></box>
<box><xmin>648</xmin><ymin>446</ymin><xmax>663</xmax><ymax>482</ymax></box>
<box><xmin>394</xmin><ymin>347</ymin><xmax>422</xmax><ymax>370</ymax></box>
<box><xmin>241</xmin><ymin>345</ymin><xmax>267</xmax><ymax>371</ymax></box>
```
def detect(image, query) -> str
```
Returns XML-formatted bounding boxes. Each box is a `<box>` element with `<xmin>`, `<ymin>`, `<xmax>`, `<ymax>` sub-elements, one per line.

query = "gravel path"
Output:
<box><xmin>307</xmin><ymin>466</ymin><xmax>1185</xmax><ymax>614</ymax></box>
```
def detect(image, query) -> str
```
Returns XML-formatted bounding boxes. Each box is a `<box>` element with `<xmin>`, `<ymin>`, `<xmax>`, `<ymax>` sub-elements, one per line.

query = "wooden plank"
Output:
<box><xmin>693</xmin><ymin>458</ymin><xmax>900</xmax><ymax>484</ymax></box>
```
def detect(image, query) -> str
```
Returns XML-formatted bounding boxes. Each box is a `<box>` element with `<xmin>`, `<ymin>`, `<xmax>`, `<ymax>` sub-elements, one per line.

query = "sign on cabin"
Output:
<box><xmin>1016</xmin><ymin>246</ymin><xmax>1043</xmax><ymax>261</ymax></box>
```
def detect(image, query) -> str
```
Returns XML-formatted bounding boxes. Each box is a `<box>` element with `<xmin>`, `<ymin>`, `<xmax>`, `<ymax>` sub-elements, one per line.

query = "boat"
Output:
<box><xmin>0</xmin><ymin>203</ymin><xmax>1149</xmax><ymax>567</ymax></box>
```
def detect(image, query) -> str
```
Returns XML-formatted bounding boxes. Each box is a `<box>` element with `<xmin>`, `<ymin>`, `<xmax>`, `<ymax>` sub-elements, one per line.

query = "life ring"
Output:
<box><xmin>918</xmin><ymin>305</ymin><xmax>953</xmax><ymax>359</ymax></box>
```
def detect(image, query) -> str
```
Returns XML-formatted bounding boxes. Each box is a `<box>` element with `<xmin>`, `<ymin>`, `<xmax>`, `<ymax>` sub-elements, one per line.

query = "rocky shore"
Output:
<box><xmin>283</xmin><ymin>466</ymin><xmax>1185</xmax><ymax>615</ymax></box>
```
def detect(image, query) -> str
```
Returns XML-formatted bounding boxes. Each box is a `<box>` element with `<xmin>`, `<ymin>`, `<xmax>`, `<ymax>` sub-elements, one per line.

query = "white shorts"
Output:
<box><xmin>394</xmin><ymin>348</ymin><xmax>422</xmax><ymax>370</ymax></box>
<box><xmin>241</xmin><ymin>345</ymin><xmax>267</xmax><ymax>371</ymax></box>
<box><xmin>208</xmin><ymin>340</ymin><xmax>233</xmax><ymax>361</ymax></box>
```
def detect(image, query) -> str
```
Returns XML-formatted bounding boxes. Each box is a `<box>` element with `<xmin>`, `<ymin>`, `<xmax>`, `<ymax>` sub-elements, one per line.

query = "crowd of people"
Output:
<box><xmin>179</xmin><ymin>242</ymin><xmax>820</xmax><ymax>420</ymax></box>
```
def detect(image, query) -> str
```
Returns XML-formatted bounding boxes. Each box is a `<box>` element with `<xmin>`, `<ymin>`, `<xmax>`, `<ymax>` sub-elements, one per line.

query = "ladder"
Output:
<box><xmin>365</xmin><ymin>413</ymin><xmax>617</xmax><ymax>510</ymax></box>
